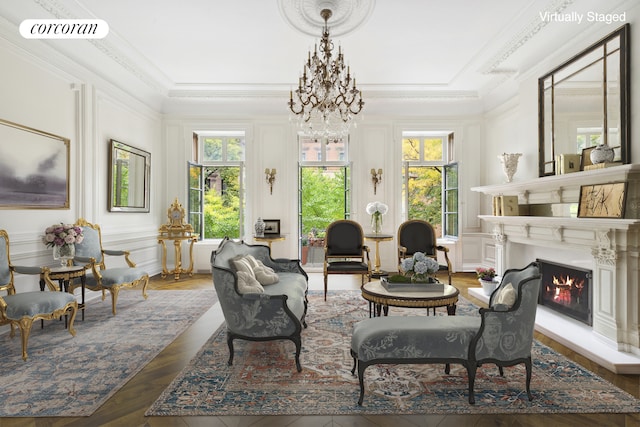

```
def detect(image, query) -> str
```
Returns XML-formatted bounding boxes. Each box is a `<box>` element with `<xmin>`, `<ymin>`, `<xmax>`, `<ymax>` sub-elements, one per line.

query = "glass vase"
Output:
<box><xmin>371</xmin><ymin>213</ymin><xmax>382</xmax><ymax>234</ymax></box>
<box><xmin>53</xmin><ymin>243</ymin><xmax>75</xmax><ymax>267</ymax></box>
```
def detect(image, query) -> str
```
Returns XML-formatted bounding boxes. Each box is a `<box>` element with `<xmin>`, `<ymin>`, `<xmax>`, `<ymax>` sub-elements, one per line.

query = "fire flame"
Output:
<box><xmin>546</xmin><ymin>275</ymin><xmax>585</xmax><ymax>305</ymax></box>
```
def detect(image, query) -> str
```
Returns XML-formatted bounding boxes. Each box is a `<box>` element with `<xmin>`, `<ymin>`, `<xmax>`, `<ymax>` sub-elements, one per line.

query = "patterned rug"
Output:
<box><xmin>147</xmin><ymin>290</ymin><xmax>640</xmax><ymax>416</ymax></box>
<box><xmin>0</xmin><ymin>289</ymin><xmax>216</xmax><ymax>417</ymax></box>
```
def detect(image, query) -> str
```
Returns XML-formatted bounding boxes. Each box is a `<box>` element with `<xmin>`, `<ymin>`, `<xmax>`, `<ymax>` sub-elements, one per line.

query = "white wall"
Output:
<box><xmin>0</xmin><ymin>37</ymin><xmax>162</xmax><ymax>294</ymax></box>
<box><xmin>164</xmin><ymin>114</ymin><xmax>485</xmax><ymax>274</ymax></box>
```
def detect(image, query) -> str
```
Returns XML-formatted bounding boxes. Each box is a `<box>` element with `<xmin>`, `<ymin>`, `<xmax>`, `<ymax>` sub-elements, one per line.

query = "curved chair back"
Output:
<box><xmin>326</xmin><ymin>220</ymin><xmax>365</xmax><ymax>256</ymax></box>
<box><xmin>397</xmin><ymin>219</ymin><xmax>437</xmax><ymax>257</ymax></box>
<box><xmin>73</xmin><ymin>220</ymin><xmax>105</xmax><ymax>267</ymax></box>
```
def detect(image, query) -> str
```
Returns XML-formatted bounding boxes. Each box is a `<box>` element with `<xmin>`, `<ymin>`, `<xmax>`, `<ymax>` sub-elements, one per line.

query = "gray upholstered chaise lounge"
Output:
<box><xmin>351</xmin><ymin>262</ymin><xmax>541</xmax><ymax>404</ymax></box>
<box><xmin>211</xmin><ymin>238</ymin><xmax>308</xmax><ymax>372</ymax></box>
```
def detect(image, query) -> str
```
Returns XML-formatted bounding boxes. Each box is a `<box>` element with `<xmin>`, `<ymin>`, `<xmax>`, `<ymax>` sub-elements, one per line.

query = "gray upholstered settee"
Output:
<box><xmin>351</xmin><ymin>261</ymin><xmax>541</xmax><ymax>404</ymax></box>
<box><xmin>211</xmin><ymin>238</ymin><xmax>308</xmax><ymax>372</ymax></box>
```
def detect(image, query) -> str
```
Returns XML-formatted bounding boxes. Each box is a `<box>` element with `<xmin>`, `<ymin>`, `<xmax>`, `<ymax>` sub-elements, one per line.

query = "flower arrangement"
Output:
<box><xmin>42</xmin><ymin>223</ymin><xmax>84</xmax><ymax>248</ymax></box>
<box><xmin>365</xmin><ymin>201</ymin><xmax>388</xmax><ymax>233</ymax></box>
<box><xmin>400</xmin><ymin>252</ymin><xmax>439</xmax><ymax>282</ymax></box>
<box><xmin>476</xmin><ymin>267</ymin><xmax>496</xmax><ymax>282</ymax></box>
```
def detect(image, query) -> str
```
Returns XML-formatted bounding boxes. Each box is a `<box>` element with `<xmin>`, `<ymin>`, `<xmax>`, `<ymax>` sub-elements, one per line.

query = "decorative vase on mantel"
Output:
<box><xmin>498</xmin><ymin>153</ymin><xmax>522</xmax><ymax>183</ymax></box>
<box><xmin>589</xmin><ymin>143</ymin><xmax>615</xmax><ymax>164</ymax></box>
<box><xmin>479</xmin><ymin>278</ymin><xmax>498</xmax><ymax>296</ymax></box>
<box><xmin>53</xmin><ymin>243</ymin><xmax>75</xmax><ymax>267</ymax></box>
<box><xmin>254</xmin><ymin>217</ymin><xmax>266</xmax><ymax>237</ymax></box>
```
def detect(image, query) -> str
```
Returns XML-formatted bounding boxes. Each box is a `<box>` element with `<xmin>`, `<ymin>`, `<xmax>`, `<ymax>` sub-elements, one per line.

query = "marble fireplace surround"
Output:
<box><xmin>471</xmin><ymin>164</ymin><xmax>640</xmax><ymax>374</ymax></box>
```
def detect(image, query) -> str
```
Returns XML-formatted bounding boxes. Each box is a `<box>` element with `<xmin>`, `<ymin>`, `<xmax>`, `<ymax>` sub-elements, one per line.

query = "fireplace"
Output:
<box><xmin>537</xmin><ymin>259</ymin><xmax>592</xmax><ymax>326</ymax></box>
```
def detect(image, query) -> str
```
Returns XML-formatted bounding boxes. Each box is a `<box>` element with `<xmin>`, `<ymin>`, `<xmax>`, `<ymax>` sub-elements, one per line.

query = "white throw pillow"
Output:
<box><xmin>494</xmin><ymin>283</ymin><xmax>516</xmax><ymax>308</ymax></box>
<box><xmin>242</xmin><ymin>254</ymin><xmax>279</xmax><ymax>285</ymax></box>
<box><xmin>231</xmin><ymin>255</ymin><xmax>256</xmax><ymax>279</ymax></box>
<box><xmin>236</xmin><ymin>271</ymin><xmax>264</xmax><ymax>294</ymax></box>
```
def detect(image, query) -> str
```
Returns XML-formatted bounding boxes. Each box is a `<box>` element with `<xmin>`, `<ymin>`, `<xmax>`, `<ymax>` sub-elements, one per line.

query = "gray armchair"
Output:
<box><xmin>351</xmin><ymin>261</ymin><xmax>541</xmax><ymax>404</ymax></box>
<box><xmin>72</xmin><ymin>218</ymin><xmax>149</xmax><ymax>315</ymax></box>
<box><xmin>211</xmin><ymin>238</ymin><xmax>308</xmax><ymax>372</ymax></box>
<box><xmin>0</xmin><ymin>230</ymin><xmax>78</xmax><ymax>360</ymax></box>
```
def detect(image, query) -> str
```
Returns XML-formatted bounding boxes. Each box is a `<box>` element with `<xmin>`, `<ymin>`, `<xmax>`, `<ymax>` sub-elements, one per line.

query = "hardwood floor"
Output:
<box><xmin>2</xmin><ymin>272</ymin><xmax>639</xmax><ymax>427</ymax></box>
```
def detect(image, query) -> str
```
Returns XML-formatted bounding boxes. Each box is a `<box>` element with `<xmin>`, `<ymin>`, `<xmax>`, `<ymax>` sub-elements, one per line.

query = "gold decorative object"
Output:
<box><xmin>265</xmin><ymin>168</ymin><xmax>276</xmax><ymax>195</ymax></box>
<box><xmin>158</xmin><ymin>198</ymin><xmax>197</xmax><ymax>280</ymax></box>
<box><xmin>370</xmin><ymin>168</ymin><xmax>382</xmax><ymax>194</ymax></box>
<box><xmin>288</xmin><ymin>8</ymin><xmax>364</xmax><ymax>140</ymax></box>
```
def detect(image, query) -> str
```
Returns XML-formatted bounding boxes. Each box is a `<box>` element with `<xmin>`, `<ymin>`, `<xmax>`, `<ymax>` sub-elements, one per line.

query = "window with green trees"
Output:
<box><xmin>298</xmin><ymin>137</ymin><xmax>351</xmax><ymax>264</ymax></box>
<box><xmin>189</xmin><ymin>132</ymin><xmax>245</xmax><ymax>239</ymax></box>
<box><xmin>402</xmin><ymin>132</ymin><xmax>458</xmax><ymax>238</ymax></box>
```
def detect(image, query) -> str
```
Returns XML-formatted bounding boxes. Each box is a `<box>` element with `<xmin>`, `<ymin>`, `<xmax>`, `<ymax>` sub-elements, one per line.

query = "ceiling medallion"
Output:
<box><xmin>278</xmin><ymin>0</ymin><xmax>375</xmax><ymax>37</ymax></box>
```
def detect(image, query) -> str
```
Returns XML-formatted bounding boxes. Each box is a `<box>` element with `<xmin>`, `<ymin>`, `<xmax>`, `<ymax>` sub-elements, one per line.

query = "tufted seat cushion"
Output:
<box><xmin>4</xmin><ymin>291</ymin><xmax>76</xmax><ymax>320</ymax></box>
<box><xmin>352</xmin><ymin>316</ymin><xmax>481</xmax><ymax>362</ymax></box>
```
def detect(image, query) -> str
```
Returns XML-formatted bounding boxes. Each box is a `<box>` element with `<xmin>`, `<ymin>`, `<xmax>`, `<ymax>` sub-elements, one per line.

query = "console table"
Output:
<box><xmin>158</xmin><ymin>233</ymin><xmax>197</xmax><ymax>280</ymax></box>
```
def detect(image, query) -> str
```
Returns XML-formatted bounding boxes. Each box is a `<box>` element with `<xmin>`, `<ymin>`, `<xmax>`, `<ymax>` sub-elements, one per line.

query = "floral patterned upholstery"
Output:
<box><xmin>211</xmin><ymin>238</ymin><xmax>309</xmax><ymax>372</ymax></box>
<box><xmin>351</xmin><ymin>261</ymin><xmax>540</xmax><ymax>405</ymax></box>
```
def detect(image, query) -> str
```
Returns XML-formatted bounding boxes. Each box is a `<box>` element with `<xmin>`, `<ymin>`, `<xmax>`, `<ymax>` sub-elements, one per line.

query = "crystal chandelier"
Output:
<box><xmin>288</xmin><ymin>8</ymin><xmax>364</xmax><ymax>141</ymax></box>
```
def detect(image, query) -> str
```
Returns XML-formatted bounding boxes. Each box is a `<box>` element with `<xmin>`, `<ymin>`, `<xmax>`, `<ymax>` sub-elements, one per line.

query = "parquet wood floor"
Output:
<box><xmin>1</xmin><ymin>272</ymin><xmax>639</xmax><ymax>427</ymax></box>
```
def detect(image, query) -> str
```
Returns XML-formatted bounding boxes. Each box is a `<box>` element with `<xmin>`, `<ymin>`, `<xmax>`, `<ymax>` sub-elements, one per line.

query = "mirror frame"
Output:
<box><xmin>108</xmin><ymin>139</ymin><xmax>151</xmax><ymax>212</ymax></box>
<box><xmin>538</xmin><ymin>24</ymin><xmax>630</xmax><ymax>177</ymax></box>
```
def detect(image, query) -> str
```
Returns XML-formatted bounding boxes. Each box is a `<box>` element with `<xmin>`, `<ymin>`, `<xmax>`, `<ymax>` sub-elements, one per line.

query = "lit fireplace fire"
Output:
<box><xmin>545</xmin><ymin>275</ymin><xmax>585</xmax><ymax>306</ymax></box>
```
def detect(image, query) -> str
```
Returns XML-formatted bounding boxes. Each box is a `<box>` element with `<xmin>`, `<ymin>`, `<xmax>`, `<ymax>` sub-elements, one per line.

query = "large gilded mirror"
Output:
<box><xmin>538</xmin><ymin>24</ymin><xmax>629</xmax><ymax>176</ymax></box>
<box><xmin>108</xmin><ymin>139</ymin><xmax>150</xmax><ymax>212</ymax></box>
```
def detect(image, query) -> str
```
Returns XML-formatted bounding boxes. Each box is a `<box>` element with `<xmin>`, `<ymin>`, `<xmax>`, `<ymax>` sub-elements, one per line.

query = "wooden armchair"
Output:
<box><xmin>323</xmin><ymin>220</ymin><xmax>371</xmax><ymax>301</ymax></box>
<box><xmin>397</xmin><ymin>219</ymin><xmax>452</xmax><ymax>284</ymax></box>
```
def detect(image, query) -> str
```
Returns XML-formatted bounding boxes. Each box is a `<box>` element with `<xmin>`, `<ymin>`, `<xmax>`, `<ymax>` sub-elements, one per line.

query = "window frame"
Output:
<box><xmin>189</xmin><ymin>133</ymin><xmax>246</xmax><ymax>240</ymax></box>
<box><xmin>401</xmin><ymin>131</ymin><xmax>458</xmax><ymax>238</ymax></box>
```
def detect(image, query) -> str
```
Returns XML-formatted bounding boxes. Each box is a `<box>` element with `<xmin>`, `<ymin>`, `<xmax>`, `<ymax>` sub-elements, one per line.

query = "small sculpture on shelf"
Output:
<box><xmin>498</xmin><ymin>153</ymin><xmax>522</xmax><ymax>183</ymax></box>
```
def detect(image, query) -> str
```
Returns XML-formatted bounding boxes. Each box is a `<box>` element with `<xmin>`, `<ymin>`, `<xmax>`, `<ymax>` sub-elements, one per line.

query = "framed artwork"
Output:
<box><xmin>580</xmin><ymin>147</ymin><xmax>594</xmax><ymax>170</ymax></box>
<box><xmin>0</xmin><ymin>118</ymin><xmax>69</xmax><ymax>209</ymax></box>
<box><xmin>578</xmin><ymin>182</ymin><xmax>627</xmax><ymax>218</ymax></box>
<box><xmin>263</xmin><ymin>219</ymin><xmax>281</xmax><ymax>235</ymax></box>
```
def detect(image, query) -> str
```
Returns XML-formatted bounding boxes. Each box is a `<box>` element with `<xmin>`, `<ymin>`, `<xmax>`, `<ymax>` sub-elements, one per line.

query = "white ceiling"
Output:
<box><xmin>0</xmin><ymin>0</ymin><xmax>630</xmax><ymax>116</ymax></box>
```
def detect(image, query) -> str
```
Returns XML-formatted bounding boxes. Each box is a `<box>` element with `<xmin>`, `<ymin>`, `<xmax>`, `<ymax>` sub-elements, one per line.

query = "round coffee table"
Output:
<box><xmin>361</xmin><ymin>280</ymin><xmax>459</xmax><ymax>317</ymax></box>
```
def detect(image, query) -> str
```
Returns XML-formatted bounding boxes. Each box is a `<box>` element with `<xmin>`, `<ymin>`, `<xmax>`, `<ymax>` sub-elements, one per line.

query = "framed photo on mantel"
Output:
<box><xmin>578</xmin><ymin>182</ymin><xmax>627</xmax><ymax>218</ymax></box>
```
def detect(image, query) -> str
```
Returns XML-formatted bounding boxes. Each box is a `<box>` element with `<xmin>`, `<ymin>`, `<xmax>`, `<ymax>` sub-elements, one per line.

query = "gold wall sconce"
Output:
<box><xmin>371</xmin><ymin>168</ymin><xmax>382</xmax><ymax>195</ymax></box>
<box><xmin>265</xmin><ymin>168</ymin><xmax>276</xmax><ymax>194</ymax></box>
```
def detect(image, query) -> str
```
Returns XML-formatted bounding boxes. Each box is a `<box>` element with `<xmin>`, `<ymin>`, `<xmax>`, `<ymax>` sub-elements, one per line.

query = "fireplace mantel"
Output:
<box><xmin>471</xmin><ymin>164</ymin><xmax>640</xmax><ymax>373</ymax></box>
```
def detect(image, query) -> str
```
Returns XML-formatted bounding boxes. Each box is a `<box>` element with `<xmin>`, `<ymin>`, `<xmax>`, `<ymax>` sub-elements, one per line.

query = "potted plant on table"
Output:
<box><xmin>476</xmin><ymin>267</ymin><xmax>498</xmax><ymax>295</ymax></box>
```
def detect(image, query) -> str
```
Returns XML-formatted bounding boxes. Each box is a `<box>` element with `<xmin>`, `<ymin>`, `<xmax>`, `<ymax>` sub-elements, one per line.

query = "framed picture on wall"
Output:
<box><xmin>578</xmin><ymin>182</ymin><xmax>627</xmax><ymax>218</ymax></box>
<box><xmin>263</xmin><ymin>219</ymin><xmax>281</xmax><ymax>235</ymax></box>
<box><xmin>0</xmin><ymin>118</ymin><xmax>70</xmax><ymax>209</ymax></box>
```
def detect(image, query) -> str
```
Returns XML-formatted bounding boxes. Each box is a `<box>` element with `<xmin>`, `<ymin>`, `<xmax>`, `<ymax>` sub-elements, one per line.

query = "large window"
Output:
<box><xmin>401</xmin><ymin>132</ymin><xmax>458</xmax><ymax>238</ymax></box>
<box><xmin>189</xmin><ymin>132</ymin><xmax>245</xmax><ymax>239</ymax></box>
<box><xmin>298</xmin><ymin>136</ymin><xmax>351</xmax><ymax>266</ymax></box>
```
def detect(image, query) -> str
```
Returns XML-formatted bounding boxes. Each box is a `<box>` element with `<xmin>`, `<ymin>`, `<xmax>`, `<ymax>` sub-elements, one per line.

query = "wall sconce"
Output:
<box><xmin>265</xmin><ymin>168</ymin><xmax>276</xmax><ymax>195</ymax></box>
<box><xmin>371</xmin><ymin>168</ymin><xmax>382</xmax><ymax>195</ymax></box>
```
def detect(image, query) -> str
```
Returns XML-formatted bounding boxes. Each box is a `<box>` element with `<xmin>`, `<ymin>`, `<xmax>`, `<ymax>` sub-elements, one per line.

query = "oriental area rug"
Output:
<box><xmin>0</xmin><ymin>289</ymin><xmax>216</xmax><ymax>417</ymax></box>
<box><xmin>147</xmin><ymin>290</ymin><xmax>640</xmax><ymax>416</ymax></box>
